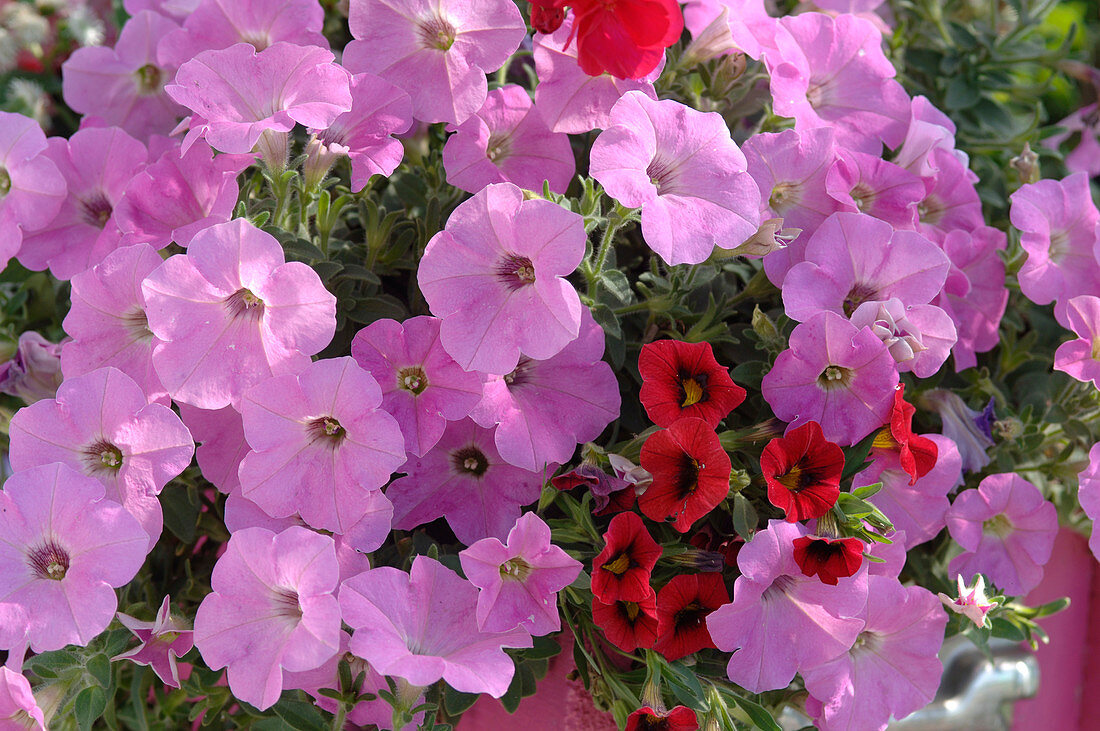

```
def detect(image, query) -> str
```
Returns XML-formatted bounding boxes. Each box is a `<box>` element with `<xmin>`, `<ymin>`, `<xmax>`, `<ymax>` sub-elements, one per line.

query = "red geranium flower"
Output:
<box><xmin>873</xmin><ymin>384</ymin><xmax>938</xmax><ymax>485</ymax></box>
<box><xmin>653</xmin><ymin>573</ymin><xmax>728</xmax><ymax>661</ymax></box>
<box><xmin>639</xmin><ymin>418</ymin><xmax>732</xmax><ymax>533</ymax></box>
<box><xmin>574</xmin><ymin>0</ymin><xmax>683</xmax><ymax>79</ymax></box>
<box><xmin>593</xmin><ymin>594</ymin><xmax>658</xmax><ymax>652</ymax></box>
<box><xmin>625</xmin><ymin>705</ymin><xmax>699</xmax><ymax>731</ymax></box>
<box><xmin>530</xmin><ymin>3</ymin><xmax>566</xmax><ymax>33</ymax></box>
<box><xmin>761</xmin><ymin>421</ymin><xmax>844</xmax><ymax>522</ymax></box>
<box><xmin>591</xmin><ymin>512</ymin><xmax>662</xmax><ymax>603</ymax></box>
<box><xmin>638</xmin><ymin>340</ymin><xmax>746</xmax><ymax>428</ymax></box>
<box><xmin>792</xmin><ymin>535</ymin><xmax>864</xmax><ymax>585</ymax></box>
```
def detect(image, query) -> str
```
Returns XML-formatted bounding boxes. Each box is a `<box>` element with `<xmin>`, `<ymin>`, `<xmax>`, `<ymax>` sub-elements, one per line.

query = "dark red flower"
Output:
<box><xmin>761</xmin><ymin>421</ymin><xmax>844</xmax><ymax>522</ymax></box>
<box><xmin>639</xmin><ymin>339</ymin><xmax>746</xmax><ymax>429</ymax></box>
<box><xmin>625</xmin><ymin>705</ymin><xmax>699</xmax><ymax>731</ymax></box>
<box><xmin>874</xmin><ymin>384</ymin><xmax>938</xmax><ymax>485</ymax></box>
<box><xmin>593</xmin><ymin>594</ymin><xmax>658</xmax><ymax>652</ymax></box>
<box><xmin>792</xmin><ymin>535</ymin><xmax>864</xmax><ymax>585</ymax></box>
<box><xmin>530</xmin><ymin>3</ymin><xmax>566</xmax><ymax>33</ymax></box>
<box><xmin>653</xmin><ymin>573</ymin><xmax>728</xmax><ymax>661</ymax></box>
<box><xmin>639</xmin><ymin>418</ymin><xmax>732</xmax><ymax>533</ymax></box>
<box><xmin>591</xmin><ymin>512</ymin><xmax>662</xmax><ymax>603</ymax></box>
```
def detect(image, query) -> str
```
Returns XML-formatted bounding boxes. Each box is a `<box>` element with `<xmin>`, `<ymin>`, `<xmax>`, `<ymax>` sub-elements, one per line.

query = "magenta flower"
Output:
<box><xmin>340</xmin><ymin>555</ymin><xmax>532</xmax><ymax>697</ymax></box>
<box><xmin>142</xmin><ymin>218</ymin><xmax>337</xmax><ymax>409</ymax></box>
<box><xmin>1009</xmin><ymin>172</ymin><xmax>1100</xmax><ymax>325</ymax></box>
<box><xmin>946</xmin><ymin>473</ymin><xmax>1058</xmax><ymax>596</ymax></box>
<box><xmin>1044</xmin><ymin>103</ymin><xmax>1100</xmax><ymax>179</ymax></box>
<box><xmin>706</xmin><ymin>520</ymin><xmax>867</xmax><ymax>693</ymax></box>
<box><xmin>471</xmin><ymin>308</ymin><xmax>620</xmax><ymax>471</ymax></box>
<box><xmin>343</xmin><ymin>0</ymin><xmax>526</xmax><ymax>124</ymax></box>
<box><xmin>824</xmin><ymin>148</ymin><xmax>925</xmax><ymax>230</ymax></box>
<box><xmin>938</xmin><ymin>574</ymin><xmax>996</xmax><ymax>629</ymax></box>
<box><xmin>178</xmin><ymin>404</ymin><xmax>247</xmax><ymax>494</ymax></box>
<box><xmin>915</xmin><ymin>149</ymin><xmax>984</xmax><ymax>242</ymax></box>
<box><xmin>590</xmin><ymin>91</ymin><xmax>761</xmax><ymax>266</ymax></box>
<box><xmin>9</xmin><ymin>367</ymin><xmax>194</xmax><ymax>549</ymax></box>
<box><xmin>113</xmin><ymin>595</ymin><xmax>194</xmax><ymax>688</ymax></box>
<box><xmin>0</xmin><ymin>111</ymin><xmax>66</xmax><ymax>271</ymax></box>
<box><xmin>166</xmin><ymin>42</ymin><xmax>351</xmax><ymax>155</ymax></box>
<box><xmin>801</xmin><ymin>576</ymin><xmax>947</xmax><ymax>731</ymax></box>
<box><xmin>195</xmin><ymin>526</ymin><xmax>341</xmax><ymax>710</ymax></box>
<box><xmin>307</xmin><ymin>72</ymin><xmax>412</xmax><ymax>192</ymax></box>
<box><xmin>1054</xmin><ymin>295</ymin><xmax>1100</xmax><ymax>388</ymax></box>
<box><xmin>61</xmin><ymin>11</ymin><xmax>184</xmax><ymax>138</ymax></box>
<box><xmin>761</xmin><ymin>311</ymin><xmax>899</xmax><ymax>446</ymax></box>
<box><xmin>239</xmin><ymin>357</ymin><xmax>406</xmax><ymax>535</ymax></box>
<box><xmin>933</xmin><ymin>226</ymin><xmax>1008</xmax><ymax>371</ymax></box>
<box><xmin>766</xmin><ymin>13</ymin><xmax>909</xmax><ymax>153</ymax></box>
<box><xmin>418</xmin><ymin>182</ymin><xmax>585</xmax><ymax>375</ymax></box>
<box><xmin>781</xmin><ymin>212</ymin><xmax>951</xmax><ymax>323</ymax></box>
<box><xmin>0</xmin><ymin>332</ymin><xmax>63</xmax><ymax>404</ymax></box>
<box><xmin>532</xmin><ymin>13</ymin><xmax>660</xmax><ymax>134</ymax></box>
<box><xmin>0</xmin><ymin>668</ymin><xmax>45</xmax><ymax>730</ymax></box>
<box><xmin>115</xmin><ymin>138</ymin><xmax>249</xmax><ymax>250</ymax></box>
<box><xmin>1078</xmin><ymin>443</ymin><xmax>1100</xmax><ymax>563</ymax></box>
<box><xmin>18</xmin><ymin>126</ymin><xmax>147</xmax><ymax>280</ymax></box>
<box><xmin>388</xmin><ymin>417</ymin><xmax>549</xmax><ymax>544</ymax></box>
<box><xmin>848</xmin><ymin>298</ymin><xmax>956</xmax><ymax>378</ymax></box>
<box><xmin>459</xmin><ymin>513</ymin><xmax>582</xmax><ymax>635</ymax></box>
<box><xmin>350</xmin><ymin>315</ymin><xmax>483</xmax><ymax>458</ymax></box>
<box><xmin>157</xmin><ymin>0</ymin><xmax>328</xmax><ymax>68</ymax></box>
<box><xmin>682</xmin><ymin>0</ymin><xmax>778</xmax><ymax>61</ymax></box>
<box><xmin>894</xmin><ymin>95</ymin><xmax>969</xmax><ymax>180</ymax></box>
<box><xmin>0</xmin><ymin>463</ymin><xmax>147</xmax><ymax>652</ymax></box>
<box><xmin>61</xmin><ymin>243</ymin><xmax>168</xmax><ymax>404</ymax></box>
<box><xmin>443</xmin><ymin>84</ymin><xmax>575</xmax><ymax>195</ymax></box>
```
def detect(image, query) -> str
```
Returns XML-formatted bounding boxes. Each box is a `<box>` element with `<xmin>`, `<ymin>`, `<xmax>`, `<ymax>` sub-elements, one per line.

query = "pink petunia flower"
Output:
<box><xmin>1077</xmin><ymin>442</ymin><xmax>1100</xmax><ymax>563</ymax></box>
<box><xmin>681</xmin><ymin>0</ymin><xmax>778</xmax><ymax>61</ymax></box>
<box><xmin>893</xmin><ymin>95</ymin><xmax>970</xmax><ymax>180</ymax></box>
<box><xmin>339</xmin><ymin>555</ymin><xmax>532</xmax><ymax>697</ymax></box>
<box><xmin>194</xmin><ymin>526</ymin><xmax>342</xmax><ymax>711</ymax></box>
<box><xmin>532</xmin><ymin>13</ymin><xmax>660</xmax><ymax>134</ymax></box>
<box><xmin>1054</xmin><ymin>295</ymin><xmax>1100</xmax><ymax>388</ymax></box>
<box><xmin>938</xmin><ymin>574</ymin><xmax>996</xmax><ymax>629</ymax></box>
<box><xmin>459</xmin><ymin>512</ymin><xmax>582</xmax><ymax>635</ymax></box>
<box><xmin>350</xmin><ymin>315</ymin><xmax>483</xmax><ymax>458</ymax></box>
<box><xmin>387</xmin><ymin>417</ymin><xmax>550</xmax><ymax>544</ymax></box>
<box><xmin>306</xmin><ymin>72</ymin><xmax>412</xmax><ymax>192</ymax></box>
<box><xmin>933</xmin><ymin>226</ymin><xmax>1009</xmax><ymax>371</ymax></box>
<box><xmin>142</xmin><ymin>218</ymin><xmax>337</xmax><ymax>409</ymax></box>
<box><xmin>113</xmin><ymin>595</ymin><xmax>194</xmax><ymax>688</ymax></box>
<box><xmin>17</xmin><ymin>126</ymin><xmax>147</xmax><ymax>280</ymax></box>
<box><xmin>471</xmin><ymin>308</ymin><xmax>620</xmax><ymax>471</ymax></box>
<box><xmin>61</xmin><ymin>11</ymin><xmax>184</xmax><ymax>138</ymax></box>
<box><xmin>824</xmin><ymin>148</ymin><xmax>925</xmax><ymax>230</ymax></box>
<box><xmin>166</xmin><ymin>42</ymin><xmax>351</xmax><ymax>155</ymax></box>
<box><xmin>177</xmin><ymin>404</ymin><xmax>247</xmax><ymax>494</ymax></box>
<box><xmin>0</xmin><ymin>111</ymin><xmax>66</xmax><ymax>271</ymax></box>
<box><xmin>418</xmin><ymin>182</ymin><xmax>585</xmax><ymax>375</ymax></box>
<box><xmin>0</xmin><ymin>463</ymin><xmax>147</xmax><ymax>652</ymax></box>
<box><xmin>848</xmin><ymin>298</ymin><xmax>956</xmax><ymax>378</ymax></box>
<box><xmin>706</xmin><ymin>519</ymin><xmax>868</xmax><ymax>693</ymax></box>
<box><xmin>115</xmin><ymin>137</ymin><xmax>250</xmax><ymax>250</ymax></box>
<box><xmin>238</xmin><ymin>357</ymin><xmax>406</xmax><ymax>535</ymax></box>
<box><xmin>590</xmin><ymin>91</ymin><xmax>761</xmax><ymax>265</ymax></box>
<box><xmin>125</xmin><ymin>0</ymin><xmax>199</xmax><ymax>20</ymax></box>
<box><xmin>443</xmin><ymin>84</ymin><xmax>575</xmax><ymax>195</ymax></box>
<box><xmin>0</xmin><ymin>332</ymin><xmax>63</xmax><ymax>404</ymax></box>
<box><xmin>946</xmin><ymin>473</ymin><xmax>1058</xmax><ymax>596</ymax></box>
<box><xmin>915</xmin><ymin>148</ymin><xmax>984</xmax><ymax>242</ymax></box>
<box><xmin>0</xmin><ymin>667</ymin><xmax>46</xmax><ymax>730</ymax></box>
<box><xmin>781</xmin><ymin>212</ymin><xmax>951</xmax><ymax>323</ymax></box>
<box><xmin>343</xmin><ymin>0</ymin><xmax>526</xmax><ymax>125</ymax></box>
<box><xmin>1009</xmin><ymin>172</ymin><xmax>1100</xmax><ymax>326</ymax></box>
<box><xmin>61</xmin><ymin>243</ymin><xmax>168</xmax><ymax>404</ymax></box>
<box><xmin>156</xmin><ymin>0</ymin><xmax>328</xmax><ymax>68</ymax></box>
<box><xmin>1043</xmin><ymin>103</ymin><xmax>1100</xmax><ymax>179</ymax></box>
<box><xmin>8</xmin><ymin>367</ymin><xmax>194</xmax><ymax>549</ymax></box>
<box><xmin>801</xmin><ymin>576</ymin><xmax>947</xmax><ymax>731</ymax></box>
<box><xmin>761</xmin><ymin>310</ymin><xmax>899</xmax><ymax>446</ymax></box>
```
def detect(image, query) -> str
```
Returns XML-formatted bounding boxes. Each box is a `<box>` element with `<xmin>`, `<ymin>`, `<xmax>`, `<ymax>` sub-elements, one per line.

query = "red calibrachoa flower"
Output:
<box><xmin>639</xmin><ymin>339</ymin><xmax>746</xmax><ymax>428</ymax></box>
<box><xmin>874</xmin><ymin>384</ymin><xmax>939</xmax><ymax>485</ymax></box>
<box><xmin>591</xmin><ymin>512</ymin><xmax>662</xmax><ymax>602</ymax></box>
<box><xmin>761</xmin><ymin>421</ymin><xmax>844</xmax><ymax>522</ymax></box>
<box><xmin>639</xmin><ymin>418</ymin><xmax>732</xmax><ymax>532</ymax></box>
<box><xmin>593</xmin><ymin>594</ymin><xmax>658</xmax><ymax>652</ymax></box>
<box><xmin>792</xmin><ymin>535</ymin><xmax>864</xmax><ymax>585</ymax></box>
<box><xmin>653</xmin><ymin>573</ymin><xmax>728</xmax><ymax>661</ymax></box>
<box><xmin>625</xmin><ymin>705</ymin><xmax>699</xmax><ymax>731</ymax></box>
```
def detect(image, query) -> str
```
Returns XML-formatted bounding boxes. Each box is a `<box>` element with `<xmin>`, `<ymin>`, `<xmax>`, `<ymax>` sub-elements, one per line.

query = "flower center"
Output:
<box><xmin>0</xmin><ymin>166</ymin><xmax>10</xmax><ymax>197</ymax></box>
<box><xmin>1092</xmin><ymin>336</ymin><xmax>1100</xmax><ymax>361</ymax></box>
<box><xmin>850</xmin><ymin>182</ymin><xmax>876</xmax><ymax>212</ymax></box>
<box><xmin>918</xmin><ymin>194</ymin><xmax>945</xmax><ymax>226</ymax></box>
<box><xmin>452</xmin><ymin>445</ymin><xmax>489</xmax><ymax>477</ymax></box>
<box><xmin>272</xmin><ymin>588</ymin><xmax>302</xmax><ymax>620</ymax></box>
<box><xmin>775</xmin><ymin>464</ymin><xmax>814</xmax><ymax>493</ymax></box>
<box><xmin>134</xmin><ymin>63</ymin><xmax>162</xmax><ymax>94</ymax></box>
<box><xmin>677</xmin><ymin>454</ymin><xmax>702</xmax><ymax>498</ymax></box>
<box><xmin>122</xmin><ymin>307</ymin><xmax>153</xmax><ymax>343</ymax></box>
<box><xmin>27</xmin><ymin>540</ymin><xmax>70</xmax><ymax>581</ymax></box>
<box><xmin>79</xmin><ymin>193</ymin><xmax>113</xmax><ymax>228</ymax></box>
<box><xmin>817</xmin><ymin>365</ymin><xmax>852</xmax><ymax>390</ymax></box>
<box><xmin>499</xmin><ymin>557</ymin><xmax>533</xmax><ymax>581</ymax></box>
<box><xmin>486</xmin><ymin>133</ymin><xmax>512</xmax><ymax>163</ymax></box>
<box><xmin>623</xmin><ymin>601</ymin><xmax>640</xmax><ymax>621</ymax></box>
<box><xmin>503</xmin><ymin>357</ymin><xmax>533</xmax><ymax>388</ymax></box>
<box><xmin>495</xmin><ymin>253</ymin><xmax>536</xmax><ymax>290</ymax></box>
<box><xmin>398</xmin><ymin>365</ymin><xmax>429</xmax><ymax>395</ymax></box>
<box><xmin>673</xmin><ymin>601</ymin><xmax>708</xmax><ymax>629</ymax></box>
<box><xmin>680</xmin><ymin>373</ymin><xmax>707</xmax><ymax>407</ymax></box>
<box><xmin>769</xmin><ymin>181</ymin><xmax>800</xmax><ymax>212</ymax></box>
<box><xmin>646</xmin><ymin>154</ymin><xmax>681</xmax><ymax>194</ymax></box>
<box><xmin>983</xmin><ymin>513</ymin><xmax>1014</xmax><ymax>538</ymax></box>
<box><xmin>1049</xmin><ymin>230</ymin><xmax>1070</xmax><ymax>264</ymax></box>
<box><xmin>601</xmin><ymin>552</ymin><xmax>631</xmax><ymax>575</ymax></box>
<box><xmin>417</xmin><ymin>15</ymin><xmax>457</xmax><ymax>50</ymax></box>
<box><xmin>306</xmin><ymin>416</ymin><xmax>346</xmax><ymax>446</ymax></box>
<box><xmin>224</xmin><ymin>288</ymin><xmax>265</xmax><ymax>321</ymax></box>
<box><xmin>82</xmin><ymin>438</ymin><xmax>124</xmax><ymax>475</ymax></box>
<box><xmin>843</xmin><ymin>283</ymin><xmax>877</xmax><ymax>317</ymax></box>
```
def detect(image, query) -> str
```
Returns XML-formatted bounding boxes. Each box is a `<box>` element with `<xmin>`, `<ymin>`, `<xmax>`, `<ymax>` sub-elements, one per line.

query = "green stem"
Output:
<box><xmin>330</xmin><ymin>701</ymin><xmax>348</xmax><ymax>730</ymax></box>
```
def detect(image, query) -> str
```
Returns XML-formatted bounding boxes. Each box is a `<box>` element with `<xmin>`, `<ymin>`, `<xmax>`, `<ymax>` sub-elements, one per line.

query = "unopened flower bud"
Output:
<box><xmin>1009</xmin><ymin>143</ymin><xmax>1040</xmax><ymax>185</ymax></box>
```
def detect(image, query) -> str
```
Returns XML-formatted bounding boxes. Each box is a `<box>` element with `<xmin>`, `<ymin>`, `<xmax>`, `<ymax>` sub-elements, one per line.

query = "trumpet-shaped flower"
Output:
<box><xmin>638</xmin><ymin>338</ymin><xmax>745</xmax><ymax>428</ymax></box>
<box><xmin>593</xmin><ymin>594</ymin><xmax>658</xmax><ymax>652</ymax></box>
<box><xmin>761</xmin><ymin>420</ymin><xmax>843</xmax><ymax>522</ymax></box>
<box><xmin>591</xmin><ymin>512</ymin><xmax>661</xmax><ymax>603</ymax></box>
<box><xmin>178</xmin><ymin>404</ymin><xmax>247</xmax><ymax>494</ymax></box>
<box><xmin>653</xmin><ymin>573</ymin><xmax>727</xmax><ymax>661</ymax></box>
<box><xmin>848</xmin><ymin>298</ymin><xmax>956</xmax><ymax>378</ymax></box>
<box><xmin>113</xmin><ymin>595</ymin><xmax>194</xmax><ymax>688</ymax></box>
<box><xmin>933</xmin><ymin>226</ymin><xmax>1008</xmax><ymax>371</ymax></box>
<box><xmin>937</xmin><ymin>574</ymin><xmax>995</xmax><ymax>628</ymax></box>
<box><xmin>0</xmin><ymin>332</ymin><xmax>63</xmax><ymax>404</ymax></box>
<box><xmin>639</xmin><ymin>418</ymin><xmax>732</xmax><ymax>532</ymax></box>
<box><xmin>0</xmin><ymin>111</ymin><xmax>66</xmax><ymax>271</ymax></box>
<box><xmin>1055</xmin><ymin>297</ymin><xmax>1100</xmax><ymax>388</ymax></box>
<box><xmin>1077</xmin><ymin>442</ymin><xmax>1100</xmax><ymax>563</ymax></box>
<box><xmin>0</xmin><ymin>667</ymin><xmax>45</xmax><ymax>730</ymax></box>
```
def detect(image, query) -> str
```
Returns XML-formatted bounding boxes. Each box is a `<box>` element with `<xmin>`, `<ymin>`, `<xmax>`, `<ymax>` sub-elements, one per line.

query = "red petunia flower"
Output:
<box><xmin>572</xmin><ymin>0</ymin><xmax>683</xmax><ymax>79</ymax></box>
<box><xmin>792</xmin><ymin>535</ymin><xmax>864</xmax><ymax>586</ymax></box>
<box><xmin>593</xmin><ymin>593</ymin><xmax>658</xmax><ymax>652</ymax></box>
<box><xmin>625</xmin><ymin>705</ymin><xmax>699</xmax><ymax>731</ymax></box>
<box><xmin>639</xmin><ymin>340</ymin><xmax>746</xmax><ymax>429</ymax></box>
<box><xmin>530</xmin><ymin>3</ymin><xmax>566</xmax><ymax>33</ymax></box>
<box><xmin>653</xmin><ymin>573</ymin><xmax>728</xmax><ymax>661</ymax></box>
<box><xmin>639</xmin><ymin>418</ymin><xmax>732</xmax><ymax>533</ymax></box>
<box><xmin>873</xmin><ymin>384</ymin><xmax>939</xmax><ymax>485</ymax></box>
<box><xmin>761</xmin><ymin>421</ymin><xmax>844</xmax><ymax>522</ymax></box>
<box><xmin>591</xmin><ymin>512</ymin><xmax>662</xmax><ymax>603</ymax></box>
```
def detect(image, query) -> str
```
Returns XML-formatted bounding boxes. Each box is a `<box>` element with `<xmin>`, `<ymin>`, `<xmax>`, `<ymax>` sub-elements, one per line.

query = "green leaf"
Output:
<box><xmin>728</xmin><ymin>693</ymin><xmax>782</xmax><ymax>731</ymax></box>
<box><xmin>499</xmin><ymin>669</ymin><xmax>524</xmax><ymax>713</ymax></box>
<box><xmin>444</xmin><ymin>685</ymin><xmax>480</xmax><ymax>716</ymax></box>
<box><xmin>75</xmin><ymin>685</ymin><xmax>108</xmax><ymax>731</ymax></box>
<box><xmin>86</xmin><ymin>653</ymin><xmax>112</xmax><ymax>688</ymax></box>
<box><xmin>272</xmin><ymin>698</ymin><xmax>329</xmax><ymax>730</ymax></box>
<box><xmin>850</xmin><ymin>482</ymin><xmax>882</xmax><ymax>500</ymax></box>
<box><xmin>841</xmin><ymin>431</ymin><xmax>878</xmax><ymax>483</ymax></box>
<box><xmin>731</xmin><ymin>493</ymin><xmax>757</xmax><ymax>540</ymax></box>
<box><xmin>600</xmin><ymin>269</ymin><xmax>634</xmax><ymax>304</ymax></box>
<box><xmin>160</xmin><ymin>485</ymin><xmax>200</xmax><ymax>543</ymax></box>
<box><xmin>526</xmin><ymin>634</ymin><xmax>564</xmax><ymax>661</ymax></box>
